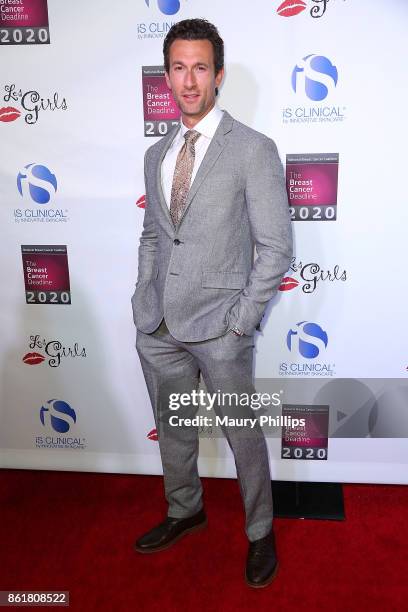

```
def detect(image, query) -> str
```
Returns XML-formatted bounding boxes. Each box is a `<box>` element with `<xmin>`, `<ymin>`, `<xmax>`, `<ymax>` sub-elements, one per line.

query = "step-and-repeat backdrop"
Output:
<box><xmin>1</xmin><ymin>0</ymin><xmax>407</xmax><ymax>484</ymax></box>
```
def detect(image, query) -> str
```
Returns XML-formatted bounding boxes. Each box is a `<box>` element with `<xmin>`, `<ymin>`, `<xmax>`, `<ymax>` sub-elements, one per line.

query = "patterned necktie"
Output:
<box><xmin>170</xmin><ymin>129</ymin><xmax>201</xmax><ymax>226</ymax></box>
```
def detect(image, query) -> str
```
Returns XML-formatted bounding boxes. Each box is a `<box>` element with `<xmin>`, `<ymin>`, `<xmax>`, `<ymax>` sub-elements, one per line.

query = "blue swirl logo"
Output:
<box><xmin>40</xmin><ymin>399</ymin><xmax>76</xmax><ymax>434</ymax></box>
<box><xmin>291</xmin><ymin>54</ymin><xmax>338</xmax><ymax>101</ymax></box>
<box><xmin>17</xmin><ymin>163</ymin><xmax>57</xmax><ymax>204</ymax></box>
<box><xmin>144</xmin><ymin>0</ymin><xmax>180</xmax><ymax>15</ymax></box>
<box><xmin>287</xmin><ymin>321</ymin><xmax>328</xmax><ymax>359</ymax></box>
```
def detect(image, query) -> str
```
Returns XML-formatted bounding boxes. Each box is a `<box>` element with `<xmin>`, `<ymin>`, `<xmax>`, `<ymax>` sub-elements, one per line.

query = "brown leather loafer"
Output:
<box><xmin>245</xmin><ymin>529</ymin><xmax>279</xmax><ymax>588</ymax></box>
<box><xmin>134</xmin><ymin>508</ymin><xmax>207</xmax><ymax>554</ymax></box>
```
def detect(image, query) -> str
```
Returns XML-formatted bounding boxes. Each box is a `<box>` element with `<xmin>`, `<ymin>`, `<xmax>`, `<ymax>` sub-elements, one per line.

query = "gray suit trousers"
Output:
<box><xmin>136</xmin><ymin>318</ymin><xmax>273</xmax><ymax>542</ymax></box>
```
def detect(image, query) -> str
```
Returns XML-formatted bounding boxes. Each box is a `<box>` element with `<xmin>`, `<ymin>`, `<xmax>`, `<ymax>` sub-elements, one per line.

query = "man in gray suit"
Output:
<box><xmin>132</xmin><ymin>19</ymin><xmax>292</xmax><ymax>587</ymax></box>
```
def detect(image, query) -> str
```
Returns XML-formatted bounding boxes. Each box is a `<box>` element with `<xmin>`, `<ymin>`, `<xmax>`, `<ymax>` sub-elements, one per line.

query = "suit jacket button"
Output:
<box><xmin>173</xmin><ymin>239</ymin><xmax>181</xmax><ymax>245</ymax></box>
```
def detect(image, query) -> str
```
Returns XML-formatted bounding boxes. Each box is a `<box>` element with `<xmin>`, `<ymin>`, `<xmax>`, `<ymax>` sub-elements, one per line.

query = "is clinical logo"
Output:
<box><xmin>138</xmin><ymin>1</ymin><xmax>179</xmax><ymax>39</ymax></box>
<box><xmin>14</xmin><ymin>163</ymin><xmax>68</xmax><ymax>223</ymax></box>
<box><xmin>280</xmin><ymin>321</ymin><xmax>334</xmax><ymax>376</ymax></box>
<box><xmin>36</xmin><ymin>399</ymin><xmax>86</xmax><ymax>450</ymax></box>
<box><xmin>277</xmin><ymin>0</ymin><xmax>345</xmax><ymax>19</ymax></box>
<box><xmin>287</xmin><ymin>321</ymin><xmax>328</xmax><ymax>358</ymax></box>
<box><xmin>144</xmin><ymin>0</ymin><xmax>180</xmax><ymax>15</ymax></box>
<box><xmin>22</xmin><ymin>335</ymin><xmax>87</xmax><ymax>368</ymax></box>
<box><xmin>17</xmin><ymin>163</ymin><xmax>57</xmax><ymax>204</ymax></box>
<box><xmin>292</xmin><ymin>54</ymin><xmax>338</xmax><ymax>101</ymax></box>
<box><xmin>283</xmin><ymin>55</ymin><xmax>345</xmax><ymax>124</ymax></box>
<box><xmin>0</xmin><ymin>84</ymin><xmax>67</xmax><ymax>125</ymax></box>
<box><xmin>279</xmin><ymin>259</ymin><xmax>347</xmax><ymax>293</ymax></box>
<box><xmin>136</xmin><ymin>195</ymin><xmax>146</xmax><ymax>209</ymax></box>
<box><xmin>40</xmin><ymin>399</ymin><xmax>76</xmax><ymax>434</ymax></box>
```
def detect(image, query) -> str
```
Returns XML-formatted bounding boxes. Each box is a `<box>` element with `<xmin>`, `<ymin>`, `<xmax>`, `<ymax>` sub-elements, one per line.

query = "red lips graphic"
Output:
<box><xmin>147</xmin><ymin>428</ymin><xmax>158</xmax><ymax>441</ymax></box>
<box><xmin>277</xmin><ymin>0</ymin><xmax>306</xmax><ymax>17</ymax></box>
<box><xmin>0</xmin><ymin>106</ymin><xmax>21</xmax><ymax>122</ymax></box>
<box><xmin>136</xmin><ymin>195</ymin><xmax>146</xmax><ymax>209</ymax></box>
<box><xmin>279</xmin><ymin>276</ymin><xmax>299</xmax><ymax>291</ymax></box>
<box><xmin>22</xmin><ymin>352</ymin><xmax>45</xmax><ymax>365</ymax></box>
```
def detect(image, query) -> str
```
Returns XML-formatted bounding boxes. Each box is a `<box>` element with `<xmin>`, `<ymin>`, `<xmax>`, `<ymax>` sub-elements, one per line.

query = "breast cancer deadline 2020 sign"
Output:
<box><xmin>21</xmin><ymin>245</ymin><xmax>71</xmax><ymax>305</ymax></box>
<box><xmin>281</xmin><ymin>404</ymin><xmax>329</xmax><ymax>460</ymax></box>
<box><xmin>142</xmin><ymin>66</ymin><xmax>180</xmax><ymax>136</ymax></box>
<box><xmin>0</xmin><ymin>0</ymin><xmax>50</xmax><ymax>45</ymax></box>
<box><xmin>286</xmin><ymin>153</ymin><xmax>339</xmax><ymax>221</ymax></box>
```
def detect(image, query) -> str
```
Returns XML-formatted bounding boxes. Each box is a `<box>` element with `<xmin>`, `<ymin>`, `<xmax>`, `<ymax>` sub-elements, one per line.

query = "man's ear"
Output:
<box><xmin>165</xmin><ymin>71</ymin><xmax>172</xmax><ymax>90</ymax></box>
<box><xmin>215</xmin><ymin>67</ymin><xmax>224</xmax><ymax>89</ymax></box>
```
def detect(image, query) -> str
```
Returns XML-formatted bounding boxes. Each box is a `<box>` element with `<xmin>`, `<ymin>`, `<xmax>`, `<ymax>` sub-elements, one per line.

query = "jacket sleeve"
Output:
<box><xmin>136</xmin><ymin>150</ymin><xmax>159</xmax><ymax>284</ymax></box>
<box><xmin>230</xmin><ymin>137</ymin><xmax>293</xmax><ymax>335</ymax></box>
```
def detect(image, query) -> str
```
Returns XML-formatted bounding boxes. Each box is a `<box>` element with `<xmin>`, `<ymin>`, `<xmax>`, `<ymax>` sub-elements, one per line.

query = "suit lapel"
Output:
<box><xmin>177</xmin><ymin>111</ymin><xmax>234</xmax><ymax>228</ymax></box>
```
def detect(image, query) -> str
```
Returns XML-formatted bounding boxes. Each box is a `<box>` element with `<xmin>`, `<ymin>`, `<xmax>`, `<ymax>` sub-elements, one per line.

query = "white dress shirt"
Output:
<box><xmin>161</xmin><ymin>104</ymin><xmax>224</xmax><ymax>208</ymax></box>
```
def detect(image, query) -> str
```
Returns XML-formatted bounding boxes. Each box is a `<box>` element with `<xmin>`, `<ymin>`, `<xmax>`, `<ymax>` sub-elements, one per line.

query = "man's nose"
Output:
<box><xmin>184</xmin><ymin>69</ymin><xmax>197</xmax><ymax>88</ymax></box>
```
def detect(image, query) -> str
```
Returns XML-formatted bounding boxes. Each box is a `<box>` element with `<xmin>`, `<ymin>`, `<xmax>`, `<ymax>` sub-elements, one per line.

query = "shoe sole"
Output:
<box><xmin>245</xmin><ymin>561</ymin><xmax>279</xmax><ymax>588</ymax></box>
<box><xmin>134</xmin><ymin>518</ymin><xmax>208</xmax><ymax>554</ymax></box>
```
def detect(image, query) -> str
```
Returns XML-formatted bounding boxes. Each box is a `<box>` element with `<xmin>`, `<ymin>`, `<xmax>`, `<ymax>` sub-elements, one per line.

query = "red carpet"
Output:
<box><xmin>0</xmin><ymin>470</ymin><xmax>407</xmax><ymax>611</ymax></box>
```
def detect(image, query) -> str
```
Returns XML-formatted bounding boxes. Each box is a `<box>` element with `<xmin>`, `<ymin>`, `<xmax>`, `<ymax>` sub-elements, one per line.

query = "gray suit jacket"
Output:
<box><xmin>131</xmin><ymin>110</ymin><xmax>292</xmax><ymax>342</ymax></box>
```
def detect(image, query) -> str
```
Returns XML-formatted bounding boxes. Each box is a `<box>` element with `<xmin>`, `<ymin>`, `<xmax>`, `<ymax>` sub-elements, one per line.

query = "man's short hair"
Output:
<box><xmin>163</xmin><ymin>18</ymin><xmax>224</xmax><ymax>75</ymax></box>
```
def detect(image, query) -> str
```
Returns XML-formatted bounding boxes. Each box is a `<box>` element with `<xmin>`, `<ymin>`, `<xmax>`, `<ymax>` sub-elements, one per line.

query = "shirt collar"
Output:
<box><xmin>179</xmin><ymin>104</ymin><xmax>223</xmax><ymax>139</ymax></box>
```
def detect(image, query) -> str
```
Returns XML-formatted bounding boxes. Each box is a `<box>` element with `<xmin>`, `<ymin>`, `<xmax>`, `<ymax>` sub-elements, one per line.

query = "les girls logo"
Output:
<box><xmin>0</xmin><ymin>83</ymin><xmax>67</xmax><ymax>125</ymax></box>
<box><xmin>277</xmin><ymin>0</ymin><xmax>346</xmax><ymax>19</ymax></box>
<box><xmin>22</xmin><ymin>335</ymin><xmax>87</xmax><ymax>368</ymax></box>
<box><xmin>279</xmin><ymin>259</ymin><xmax>347</xmax><ymax>294</ymax></box>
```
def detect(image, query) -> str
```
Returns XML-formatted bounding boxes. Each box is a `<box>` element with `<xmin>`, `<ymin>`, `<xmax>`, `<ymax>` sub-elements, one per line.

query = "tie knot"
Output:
<box><xmin>184</xmin><ymin>129</ymin><xmax>200</xmax><ymax>146</ymax></box>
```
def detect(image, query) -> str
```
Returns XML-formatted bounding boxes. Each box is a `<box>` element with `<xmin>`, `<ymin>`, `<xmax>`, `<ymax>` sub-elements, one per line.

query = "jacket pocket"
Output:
<box><xmin>201</xmin><ymin>271</ymin><xmax>247</xmax><ymax>289</ymax></box>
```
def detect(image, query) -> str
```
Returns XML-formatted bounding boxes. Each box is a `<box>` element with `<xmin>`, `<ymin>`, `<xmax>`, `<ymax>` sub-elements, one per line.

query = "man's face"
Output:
<box><xmin>165</xmin><ymin>38</ymin><xmax>224</xmax><ymax>126</ymax></box>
